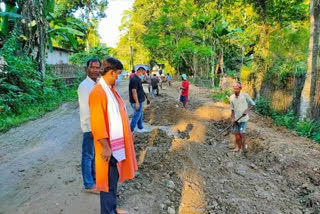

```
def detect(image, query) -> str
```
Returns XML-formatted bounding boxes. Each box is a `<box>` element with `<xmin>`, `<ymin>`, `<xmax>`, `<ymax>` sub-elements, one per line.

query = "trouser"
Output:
<box><xmin>130</xmin><ymin>102</ymin><xmax>144</xmax><ymax>131</ymax></box>
<box><xmin>81</xmin><ymin>132</ymin><xmax>96</xmax><ymax>189</ymax></box>
<box><xmin>148</xmin><ymin>84</ymin><xmax>151</xmax><ymax>93</ymax></box>
<box><xmin>151</xmin><ymin>87</ymin><xmax>159</xmax><ymax>98</ymax></box>
<box><xmin>100</xmin><ymin>156</ymin><xmax>119</xmax><ymax>214</ymax></box>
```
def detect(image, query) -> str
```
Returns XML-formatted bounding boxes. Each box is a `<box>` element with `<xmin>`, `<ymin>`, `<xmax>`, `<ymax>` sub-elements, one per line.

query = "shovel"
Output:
<box><xmin>215</xmin><ymin>114</ymin><xmax>245</xmax><ymax>139</ymax></box>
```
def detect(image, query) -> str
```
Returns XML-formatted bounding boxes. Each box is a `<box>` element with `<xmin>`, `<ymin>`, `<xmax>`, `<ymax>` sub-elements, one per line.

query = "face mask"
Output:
<box><xmin>116</xmin><ymin>74</ymin><xmax>123</xmax><ymax>86</ymax></box>
<box><xmin>140</xmin><ymin>74</ymin><xmax>145</xmax><ymax>79</ymax></box>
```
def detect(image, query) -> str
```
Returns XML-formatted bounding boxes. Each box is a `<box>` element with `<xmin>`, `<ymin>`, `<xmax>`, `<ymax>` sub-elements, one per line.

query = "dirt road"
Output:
<box><xmin>0</xmin><ymin>80</ymin><xmax>319</xmax><ymax>214</ymax></box>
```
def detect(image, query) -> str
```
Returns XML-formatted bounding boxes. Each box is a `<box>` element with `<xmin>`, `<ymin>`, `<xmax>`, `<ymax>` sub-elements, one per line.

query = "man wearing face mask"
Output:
<box><xmin>89</xmin><ymin>58</ymin><xmax>138</xmax><ymax>214</ymax></box>
<box><xmin>129</xmin><ymin>65</ymin><xmax>148</xmax><ymax>132</ymax></box>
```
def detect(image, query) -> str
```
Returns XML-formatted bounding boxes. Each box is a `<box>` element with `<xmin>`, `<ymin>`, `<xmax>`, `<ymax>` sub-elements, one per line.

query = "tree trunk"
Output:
<box><xmin>220</xmin><ymin>48</ymin><xmax>224</xmax><ymax>74</ymax></box>
<box><xmin>39</xmin><ymin>23</ymin><xmax>46</xmax><ymax>81</ymax></box>
<box><xmin>299</xmin><ymin>0</ymin><xmax>320</xmax><ymax>119</ymax></box>
<box><xmin>192</xmin><ymin>54</ymin><xmax>198</xmax><ymax>77</ymax></box>
<box><xmin>211</xmin><ymin>46</ymin><xmax>215</xmax><ymax>88</ymax></box>
<box><xmin>311</xmin><ymin>68</ymin><xmax>320</xmax><ymax>118</ymax></box>
<box><xmin>37</xmin><ymin>0</ymin><xmax>46</xmax><ymax>81</ymax></box>
<box><xmin>181</xmin><ymin>54</ymin><xmax>196</xmax><ymax>75</ymax></box>
<box><xmin>130</xmin><ymin>45</ymin><xmax>134</xmax><ymax>70</ymax></box>
<box><xmin>215</xmin><ymin>55</ymin><xmax>220</xmax><ymax>74</ymax></box>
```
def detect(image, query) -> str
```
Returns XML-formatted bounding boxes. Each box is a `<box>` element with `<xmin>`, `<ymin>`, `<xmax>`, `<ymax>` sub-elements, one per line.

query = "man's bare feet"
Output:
<box><xmin>232</xmin><ymin>147</ymin><xmax>240</xmax><ymax>152</ymax></box>
<box><xmin>116</xmin><ymin>208</ymin><xmax>129</xmax><ymax>214</ymax></box>
<box><xmin>229</xmin><ymin>145</ymin><xmax>236</xmax><ymax>149</ymax></box>
<box><xmin>85</xmin><ymin>187</ymin><xmax>100</xmax><ymax>194</ymax></box>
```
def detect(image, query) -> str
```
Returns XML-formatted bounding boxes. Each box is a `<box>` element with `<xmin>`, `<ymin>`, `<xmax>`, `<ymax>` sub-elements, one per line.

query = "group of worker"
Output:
<box><xmin>129</xmin><ymin>68</ymin><xmax>173</xmax><ymax>99</ymax></box>
<box><xmin>77</xmin><ymin>57</ymin><xmax>254</xmax><ymax>214</ymax></box>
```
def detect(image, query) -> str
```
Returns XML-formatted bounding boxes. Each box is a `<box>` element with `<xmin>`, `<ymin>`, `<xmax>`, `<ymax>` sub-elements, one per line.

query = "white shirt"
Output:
<box><xmin>230</xmin><ymin>92</ymin><xmax>255</xmax><ymax>122</ymax></box>
<box><xmin>78</xmin><ymin>76</ymin><xmax>96</xmax><ymax>132</ymax></box>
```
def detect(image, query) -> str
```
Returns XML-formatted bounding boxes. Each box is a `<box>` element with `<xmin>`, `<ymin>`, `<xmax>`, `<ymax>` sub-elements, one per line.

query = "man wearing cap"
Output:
<box><xmin>230</xmin><ymin>82</ymin><xmax>255</xmax><ymax>152</ymax></box>
<box><xmin>179</xmin><ymin>74</ymin><xmax>189</xmax><ymax>108</ymax></box>
<box><xmin>129</xmin><ymin>65</ymin><xmax>147</xmax><ymax>132</ymax></box>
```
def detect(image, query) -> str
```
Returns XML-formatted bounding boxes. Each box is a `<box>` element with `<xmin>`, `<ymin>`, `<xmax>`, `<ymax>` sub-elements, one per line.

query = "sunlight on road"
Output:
<box><xmin>194</xmin><ymin>102</ymin><xmax>231</xmax><ymax>121</ymax></box>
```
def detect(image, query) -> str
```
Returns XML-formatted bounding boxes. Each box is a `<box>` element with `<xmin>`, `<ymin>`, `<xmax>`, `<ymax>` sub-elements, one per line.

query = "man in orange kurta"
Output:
<box><xmin>89</xmin><ymin>58</ymin><xmax>138</xmax><ymax>214</ymax></box>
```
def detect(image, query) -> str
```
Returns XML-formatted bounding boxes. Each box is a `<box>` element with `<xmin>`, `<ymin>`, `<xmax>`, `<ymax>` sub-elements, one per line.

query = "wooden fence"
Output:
<box><xmin>52</xmin><ymin>64</ymin><xmax>86</xmax><ymax>85</ymax></box>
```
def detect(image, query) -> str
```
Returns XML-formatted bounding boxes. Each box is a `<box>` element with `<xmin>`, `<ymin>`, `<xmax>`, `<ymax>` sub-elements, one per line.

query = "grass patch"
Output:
<box><xmin>0</xmin><ymin>86</ymin><xmax>78</xmax><ymax>132</ymax></box>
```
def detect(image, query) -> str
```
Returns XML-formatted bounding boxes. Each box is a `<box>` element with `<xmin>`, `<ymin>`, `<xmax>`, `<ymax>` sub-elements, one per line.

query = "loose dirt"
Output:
<box><xmin>0</xmin><ymin>80</ymin><xmax>320</xmax><ymax>214</ymax></box>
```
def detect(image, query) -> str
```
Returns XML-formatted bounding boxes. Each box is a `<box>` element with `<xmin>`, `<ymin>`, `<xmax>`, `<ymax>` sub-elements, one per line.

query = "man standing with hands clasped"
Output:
<box><xmin>89</xmin><ymin>58</ymin><xmax>138</xmax><ymax>214</ymax></box>
<box><xmin>230</xmin><ymin>82</ymin><xmax>255</xmax><ymax>152</ymax></box>
<box><xmin>78</xmin><ymin>58</ymin><xmax>101</xmax><ymax>194</ymax></box>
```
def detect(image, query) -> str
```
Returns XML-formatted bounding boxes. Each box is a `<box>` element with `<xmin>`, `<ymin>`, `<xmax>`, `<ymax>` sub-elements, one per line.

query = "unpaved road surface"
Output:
<box><xmin>0</xmin><ymin>80</ymin><xmax>320</xmax><ymax>214</ymax></box>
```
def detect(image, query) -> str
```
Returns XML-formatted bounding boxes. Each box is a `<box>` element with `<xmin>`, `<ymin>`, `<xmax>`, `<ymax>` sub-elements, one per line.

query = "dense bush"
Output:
<box><xmin>0</xmin><ymin>33</ymin><xmax>78</xmax><ymax>131</ymax></box>
<box><xmin>254</xmin><ymin>98</ymin><xmax>273</xmax><ymax>117</ymax></box>
<box><xmin>254</xmin><ymin>97</ymin><xmax>320</xmax><ymax>144</ymax></box>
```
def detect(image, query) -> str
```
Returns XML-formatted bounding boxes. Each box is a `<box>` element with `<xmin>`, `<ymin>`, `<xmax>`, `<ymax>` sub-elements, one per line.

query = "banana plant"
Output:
<box><xmin>0</xmin><ymin>0</ymin><xmax>21</xmax><ymax>38</ymax></box>
<box><xmin>47</xmin><ymin>16</ymin><xmax>86</xmax><ymax>51</ymax></box>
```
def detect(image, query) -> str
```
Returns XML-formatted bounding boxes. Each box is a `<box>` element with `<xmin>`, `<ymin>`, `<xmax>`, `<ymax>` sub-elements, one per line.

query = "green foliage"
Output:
<box><xmin>0</xmin><ymin>33</ymin><xmax>41</xmax><ymax>114</ymax></box>
<box><xmin>272</xmin><ymin>111</ymin><xmax>296</xmax><ymax>129</ymax></box>
<box><xmin>69</xmin><ymin>46</ymin><xmax>110</xmax><ymax>65</ymax></box>
<box><xmin>296</xmin><ymin>119</ymin><xmax>316</xmax><ymax>137</ymax></box>
<box><xmin>225</xmin><ymin>70</ymin><xmax>237</xmax><ymax>78</ymax></box>
<box><xmin>254</xmin><ymin>98</ymin><xmax>320</xmax><ymax>144</ymax></box>
<box><xmin>54</xmin><ymin>0</ymin><xmax>108</xmax><ymax>20</ymax></box>
<box><xmin>116</xmin><ymin>0</ymin><xmax>308</xmax><ymax>80</ymax></box>
<box><xmin>312</xmin><ymin>132</ymin><xmax>320</xmax><ymax>144</ymax></box>
<box><xmin>0</xmin><ymin>33</ymin><xmax>78</xmax><ymax>132</ymax></box>
<box><xmin>254</xmin><ymin>98</ymin><xmax>273</xmax><ymax>116</ymax></box>
<box><xmin>0</xmin><ymin>12</ymin><xmax>23</xmax><ymax>19</ymax></box>
<box><xmin>47</xmin><ymin>15</ymin><xmax>87</xmax><ymax>51</ymax></box>
<box><xmin>212</xmin><ymin>90</ymin><xmax>231</xmax><ymax>104</ymax></box>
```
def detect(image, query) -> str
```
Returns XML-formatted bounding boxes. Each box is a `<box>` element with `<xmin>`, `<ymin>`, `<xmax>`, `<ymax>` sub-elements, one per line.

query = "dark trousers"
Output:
<box><xmin>100</xmin><ymin>156</ymin><xmax>119</xmax><ymax>214</ymax></box>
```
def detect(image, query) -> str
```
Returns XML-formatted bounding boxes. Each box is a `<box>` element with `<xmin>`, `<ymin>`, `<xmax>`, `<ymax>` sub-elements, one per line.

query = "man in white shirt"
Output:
<box><xmin>230</xmin><ymin>82</ymin><xmax>255</xmax><ymax>152</ymax></box>
<box><xmin>78</xmin><ymin>58</ymin><xmax>101</xmax><ymax>193</ymax></box>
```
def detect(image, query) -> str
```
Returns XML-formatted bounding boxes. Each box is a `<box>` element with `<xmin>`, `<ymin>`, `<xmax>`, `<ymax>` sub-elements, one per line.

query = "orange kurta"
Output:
<box><xmin>89</xmin><ymin>79</ymin><xmax>138</xmax><ymax>192</ymax></box>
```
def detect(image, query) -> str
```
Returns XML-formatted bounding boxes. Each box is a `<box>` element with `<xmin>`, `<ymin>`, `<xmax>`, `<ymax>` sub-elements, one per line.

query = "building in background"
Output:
<box><xmin>47</xmin><ymin>47</ymin><xmax>73</xmax><ymax>65</ymax></box>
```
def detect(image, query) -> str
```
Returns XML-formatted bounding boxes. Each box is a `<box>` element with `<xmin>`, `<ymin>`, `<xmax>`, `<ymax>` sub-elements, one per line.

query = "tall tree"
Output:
<box><xmin>299</xmin><ymin>0</ymin><xmax>320</xmax><ymax>119</ymax></box>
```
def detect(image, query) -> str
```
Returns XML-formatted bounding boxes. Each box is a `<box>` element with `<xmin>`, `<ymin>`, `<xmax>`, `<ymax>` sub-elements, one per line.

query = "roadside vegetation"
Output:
<box><xmin>0</xmin><ymin>0</ymin><xmax>107</xmax><ymax>132</ymax></box>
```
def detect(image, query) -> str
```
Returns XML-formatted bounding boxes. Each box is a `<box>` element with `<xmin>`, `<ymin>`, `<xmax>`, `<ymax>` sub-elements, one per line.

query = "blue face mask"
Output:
<box><xmin>140</xmin><ymin>74</ymin><xmax>145</xmax><ymax>79</ymax></box>
<box><xmin>116</xmin><ymin>74</ymin><xmax>123</xmax><ymax>86</ymax></box>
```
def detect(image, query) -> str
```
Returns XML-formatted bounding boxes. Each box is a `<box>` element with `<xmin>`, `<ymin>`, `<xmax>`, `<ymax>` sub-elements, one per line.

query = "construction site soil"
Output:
<box><xmin>0</xmin><ymin>81</ymin><xmax>319</xmax><ymax>214</ymax></box>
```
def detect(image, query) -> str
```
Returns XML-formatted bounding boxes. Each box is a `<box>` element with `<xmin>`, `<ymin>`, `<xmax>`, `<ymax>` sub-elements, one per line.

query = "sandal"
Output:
<box><xmin>85</xmin><ymin>187</ymin><xmax>100</xmax><ymax>194</ymax></box>
<box><xmin>116</xmin><ymin>208</ymin><xmax>129</xmax><ymax>214</ymax></box>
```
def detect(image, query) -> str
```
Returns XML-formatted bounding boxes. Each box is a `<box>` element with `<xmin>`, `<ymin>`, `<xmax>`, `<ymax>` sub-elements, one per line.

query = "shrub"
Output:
<box><xmin>212</xmin><ymin>90</ymin><xmax>231</xmax><ymax>104</ymax></box>
<box><xmin>312</xmin><ymin>132</ymin><xmax>320</xmax><ymax>144</ymax></box>
<box><xmin>296</xmin><ymin>119</ymin><xmax>315</xmax><ymax>137</ymax></box>
<box><xmin>254</xmin><ymin>99</ymin><xmax>320</xmax><ymax>144</ymax></box>
<box><xmin>254</xmin><ymin>97</ymin><xmax>273</xmax><ymax>116</ymax></box>
<box><xmin>0</xmin><ymin>32</ymin><xmax>78</xmax><ymax>131</ymax></box>
<box><xmin>272</xmin><ymin>111</ymin><xmax>296</xmax><ymax>129</ymax></box>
